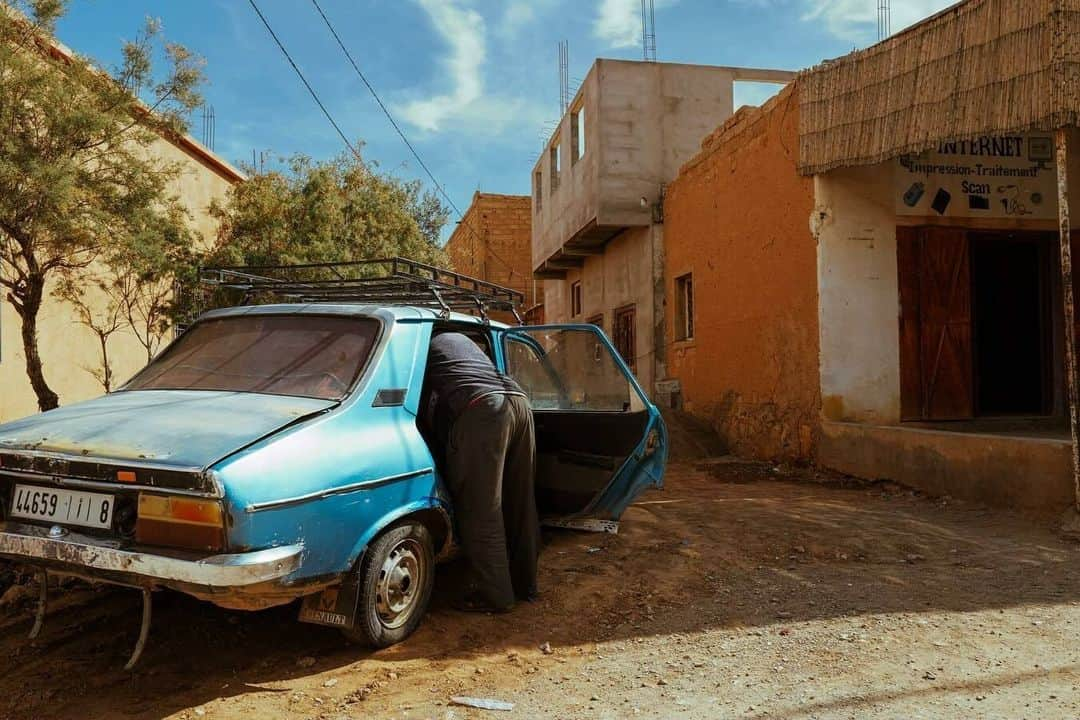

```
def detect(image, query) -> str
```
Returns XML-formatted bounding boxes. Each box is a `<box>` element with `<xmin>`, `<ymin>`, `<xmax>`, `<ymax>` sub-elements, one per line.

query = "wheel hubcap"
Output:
<box><xmin>375</xmin><ymin>538</ymin><xmax>424</xmax><ymax>629</ymax></box>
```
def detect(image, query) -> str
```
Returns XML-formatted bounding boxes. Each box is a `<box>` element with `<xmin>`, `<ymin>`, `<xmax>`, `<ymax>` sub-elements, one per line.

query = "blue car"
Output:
<box><xmin>0</xmin><ymin>304</ymin><xmax>667</xmax><ymax>656</ymax></box>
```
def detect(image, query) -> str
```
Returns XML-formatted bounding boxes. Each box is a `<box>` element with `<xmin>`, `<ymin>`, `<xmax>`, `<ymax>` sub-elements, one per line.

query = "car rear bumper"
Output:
<box><xmin>0</xmin><ymin>522</ymin><xmax>302</xmax><ymax>588</ymax></box>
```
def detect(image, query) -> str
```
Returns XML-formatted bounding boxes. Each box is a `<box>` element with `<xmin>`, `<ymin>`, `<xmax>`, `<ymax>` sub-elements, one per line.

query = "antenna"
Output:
<box><xmin>200</xmin><ymin>104</ymin><xmax>216</xmax><ymax>151</ymax></box>
<box><xmin>641</xmin><ymin>0</ymin><xmax>657</xmax><ymax>62</ymax></box>
<box><xmin>558</xmin><ymin>40</ymin><xmax>569</xmax><ymax>115</ymax></box>
<box><xmin>877</xmin><ymin>0</ymin><xmax>891</xmax><ymax>41</ymax></box>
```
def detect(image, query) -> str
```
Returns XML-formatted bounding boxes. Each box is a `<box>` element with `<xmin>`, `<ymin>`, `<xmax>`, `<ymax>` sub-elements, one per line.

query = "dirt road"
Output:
<box><xmin>2</xmin><ymin>459</ymin><xmax>1079</xmax><ymax>719</ymax></box>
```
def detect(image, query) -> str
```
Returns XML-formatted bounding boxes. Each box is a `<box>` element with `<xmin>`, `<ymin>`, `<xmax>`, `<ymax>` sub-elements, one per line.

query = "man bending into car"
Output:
<box><xmin>420</xmin><ymin>331</ymin><xmax>540</xmax><ymax>612</ymax></box>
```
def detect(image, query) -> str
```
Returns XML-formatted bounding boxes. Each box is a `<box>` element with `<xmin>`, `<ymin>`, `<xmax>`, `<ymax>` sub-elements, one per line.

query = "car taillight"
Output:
<box><xmin>136</xmin><ymin>494</ymin><xmax>225</xmax><ymax>552</ymax></box>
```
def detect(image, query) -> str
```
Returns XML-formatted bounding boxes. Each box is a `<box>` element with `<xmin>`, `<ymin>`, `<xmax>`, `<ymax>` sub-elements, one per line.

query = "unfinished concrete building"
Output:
<box><xmin>531</xmin><ymin>58</ymin><xmax>794</xmax><ymax>393</ymax></box>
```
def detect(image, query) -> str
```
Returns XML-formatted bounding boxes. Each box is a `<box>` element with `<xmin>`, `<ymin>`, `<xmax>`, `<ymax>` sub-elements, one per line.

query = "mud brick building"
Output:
<box><xmin>661</xmin><ymin>0</ymin><xmax>1080</xmax><ymax>513</ymax></box>
<box><xmin>446</xmin><ymin>192</ymin><xmax>542</xmax><ymax>321</ymax></box>
<box><xmin>663</xmin><ymin>85</ymin><xmax>818</xmax><ymax>461</ymax></box>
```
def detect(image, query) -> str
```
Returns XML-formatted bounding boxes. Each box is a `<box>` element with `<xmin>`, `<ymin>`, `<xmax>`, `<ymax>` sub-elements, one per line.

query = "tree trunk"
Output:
<box><xmin>97</xmin><ymin>330</ymin><xmax>112</xmax><ymax>393</ymax></box>
<box><xmin>14</xmin><ymin>278</ymin><xmax>60</xmax><ymax>411</ymax></box>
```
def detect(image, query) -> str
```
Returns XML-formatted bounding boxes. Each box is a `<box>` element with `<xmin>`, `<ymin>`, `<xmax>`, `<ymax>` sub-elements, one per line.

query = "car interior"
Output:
<box><xmin>423</xmin><ymin>322</ymin><xmax>648</xmax><ymax>517</ymax></box>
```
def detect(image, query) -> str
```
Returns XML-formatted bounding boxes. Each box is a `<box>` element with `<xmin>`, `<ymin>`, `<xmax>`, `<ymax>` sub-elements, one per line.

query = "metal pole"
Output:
<box><xmin>28</xmin><ymin>568</ymin><xmax>47</xmax><ymax>639</ymax></box>
<box><xmin>1055</xmin><ymin>128</ymin><xmax>1080</xmax><ymax>513</ymax></box>
<box><xmin>124</xmin><ymin>588</ymin><xmax>153</xmax><ymax>671</ymax></box>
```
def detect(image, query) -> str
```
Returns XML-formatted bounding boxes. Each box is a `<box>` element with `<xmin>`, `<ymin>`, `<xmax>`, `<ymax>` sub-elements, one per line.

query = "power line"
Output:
<box><xmin>309</xmin><ymin>0</ymin><xmax>449</xmax><ymax>210</ymax></box>
<box><xmin>246</xmin><ymin>0</ymin><xmax>362</xmax><ymax>162</ymax></box>
<box><xmin>308</xmin><ymin>0</ymin><xmax>524</xmax><ymax>286</ymax></box>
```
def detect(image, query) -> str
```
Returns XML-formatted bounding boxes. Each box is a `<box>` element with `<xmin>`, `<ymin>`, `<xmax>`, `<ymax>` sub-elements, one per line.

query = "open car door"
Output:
<box><xmin>500</xmin><ymin>324</ymin><xmax>668</xmax><ymax>532</ymax></box>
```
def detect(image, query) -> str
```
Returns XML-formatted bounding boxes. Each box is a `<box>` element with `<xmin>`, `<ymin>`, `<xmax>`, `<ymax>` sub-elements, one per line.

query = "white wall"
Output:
<box><xmin>814</xmin><ymin>164</ymin><xmax>902</xmax><ymax>424</ymax></box>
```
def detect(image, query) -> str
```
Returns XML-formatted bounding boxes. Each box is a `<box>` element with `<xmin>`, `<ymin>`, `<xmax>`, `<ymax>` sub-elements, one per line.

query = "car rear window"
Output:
<box><xmin>126</xmin><ymin>315</ymin><xmax>380</xmax><ymax>400</ymax></box>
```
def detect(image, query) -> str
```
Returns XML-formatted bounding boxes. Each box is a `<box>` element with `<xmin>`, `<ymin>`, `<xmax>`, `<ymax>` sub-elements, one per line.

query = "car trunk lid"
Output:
<box><xmin>0</xmin><ymin>390</ymin><xmax>335</xmax><ymax>491</ymax></box>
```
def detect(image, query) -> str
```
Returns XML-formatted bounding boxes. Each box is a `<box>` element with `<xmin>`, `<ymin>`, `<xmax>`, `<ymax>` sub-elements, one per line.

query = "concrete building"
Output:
<box><xmin>0</xmin><ymin>33</ymin><xmax>245</xmax><ymax>423</ymax></box>
<box><xmin>662</xmin><ymin>0</ymin><xmax>1080</xmax><ymax>513</ymax></box>
<box><xmin>531</xmin><ymin>59</ymin><xmax>794</xmax><ymax>393</ymax></box>
<box><xmin>445</xmin><ymin>192</ymin><xmax>542</xmax><ymax>322</ymax></box>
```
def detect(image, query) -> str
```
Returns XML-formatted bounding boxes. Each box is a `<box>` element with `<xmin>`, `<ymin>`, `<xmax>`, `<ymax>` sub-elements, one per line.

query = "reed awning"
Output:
<box><xmin>798</xmin><ymin>0</ymin><xmax>1080</xmax><ymax>175</ymax></box>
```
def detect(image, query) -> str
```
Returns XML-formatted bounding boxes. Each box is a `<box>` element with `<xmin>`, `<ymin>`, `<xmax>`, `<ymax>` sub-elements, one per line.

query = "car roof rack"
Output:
<box><xmin>198</xmin><ymin>257</ymin><xmax>525</xmax><ymax>323</ymax></box>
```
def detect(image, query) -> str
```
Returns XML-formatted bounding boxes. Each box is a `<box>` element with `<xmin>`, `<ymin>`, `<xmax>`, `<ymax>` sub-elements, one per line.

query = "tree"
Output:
<box><xmin>0</xmin><ymin>1</ymin><xmax>204</xmax><ymax>410</ymax></box>
<box><xmin>207</xmin><ymin>152</ymin><xmax>449</xmax><ymax>271</ymax></box>
<box><xmin>57</xmin><ymin>206</ymin><xmax>197</xmax><ymax>386</ymax></box>
<box><xmin>62</xmin><ymin>278</ymin><xmax>124</xmax><ymax>392</ymax></box>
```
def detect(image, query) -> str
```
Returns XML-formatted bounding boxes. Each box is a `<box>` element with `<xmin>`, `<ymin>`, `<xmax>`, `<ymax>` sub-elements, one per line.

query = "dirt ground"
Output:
<box><xmin>2</xmin><ymin>457</ymin><xmax>1080</xmax><ymax>720</ymax></box>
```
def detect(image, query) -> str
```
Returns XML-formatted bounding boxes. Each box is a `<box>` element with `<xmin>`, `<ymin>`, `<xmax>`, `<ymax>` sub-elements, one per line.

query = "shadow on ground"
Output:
<box><xmin>1</xmin><ymin>459</ymin><xmax>1078</xmax><ymax>719</ymax></box>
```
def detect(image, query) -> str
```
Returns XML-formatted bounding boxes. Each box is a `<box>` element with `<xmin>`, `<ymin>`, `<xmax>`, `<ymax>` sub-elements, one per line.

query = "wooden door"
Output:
<box><xmin>920</xmin><ymin>227</ymin><xmax>973</xmax><ymax>419</ymax></box>
<box><xmin>897</xmin><ymin>227</ymin><xmax>923</xmax><ymax>420</ymax></box>
<box><xmin>612</xmin><ymin>304</ymin><xmax>637</xmax><ymax>374</ymax></box>
<box><xmin>897</xmin><ymin>226</ymin><xmax>974</xmax><ymax>420</ymax></box>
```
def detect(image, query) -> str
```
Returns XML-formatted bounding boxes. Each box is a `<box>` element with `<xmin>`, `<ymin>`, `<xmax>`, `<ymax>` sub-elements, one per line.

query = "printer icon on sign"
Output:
<box><xmin>1028</xmin><ymin>136</ymin><xmax>1054</xmax><ymax>164</ymax></box>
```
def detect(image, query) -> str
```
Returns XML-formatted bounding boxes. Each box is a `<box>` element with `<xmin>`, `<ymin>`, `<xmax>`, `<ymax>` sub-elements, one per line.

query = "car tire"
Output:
<box><xmin>341</xmin><ymin>520</ymin><xmax>435</xmax><ymax>648</ymax></box>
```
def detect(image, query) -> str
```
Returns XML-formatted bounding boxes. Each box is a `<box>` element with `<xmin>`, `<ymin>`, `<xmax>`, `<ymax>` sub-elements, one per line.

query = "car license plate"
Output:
<box><xmin>10</xmin><ymin>484</ymin><xmax>115</xmax><ymax>530</ymax></box>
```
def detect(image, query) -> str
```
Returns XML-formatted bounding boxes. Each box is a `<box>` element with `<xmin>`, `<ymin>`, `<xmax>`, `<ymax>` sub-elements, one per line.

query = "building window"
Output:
<box><xmin>533</xmin><ymin>170</ymin><xmax>542</xmax><ymax>213</ymax></box>
<box><xmin>550</xmin><ymin>137</ymin><xmax>561</xmax><ymax>193</ymax></box>
<box><xmin>570</xmin><ymin>281</ymin><xmax>582</xmax><ymax>317</ymax></box>
<box><xmin>586</xmin><ymin>313</ymin><xmax>603</xmax><ymax>332</ymax></box>
<box><xmin>571</xmin><ymin>106</ymin><xmax>585</xmax><ymax>164</ymax></box>
<box><xmin>613</xmin><ymin>304</ymin><xmax>637</xmax><ymax>374</ymax></box>
<box><xmin>675</xmin><ymin>273</ymin><xmax>694</xmax><ymax>341</ymax></box>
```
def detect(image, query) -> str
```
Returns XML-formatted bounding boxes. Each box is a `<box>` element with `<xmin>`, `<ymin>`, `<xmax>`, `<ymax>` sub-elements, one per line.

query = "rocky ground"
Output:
<box><xmin>1</xmin><ymin>457</ymin><xmax>1079</xmax><ymax>720</ymax></box>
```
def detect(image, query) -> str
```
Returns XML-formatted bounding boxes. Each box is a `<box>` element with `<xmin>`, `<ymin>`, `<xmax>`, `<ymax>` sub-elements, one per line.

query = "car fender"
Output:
<box><xmin>344</xmin><ymin>495</ymin><xmax>453</xmax><ymax>570</ymax></box>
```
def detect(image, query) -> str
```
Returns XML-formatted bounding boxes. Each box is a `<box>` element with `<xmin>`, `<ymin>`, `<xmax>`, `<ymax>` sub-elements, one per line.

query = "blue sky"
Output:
<box><xmin>54</xmin><ymin>0</ymin><xmax>955</xmax><ymax>237</ymax></box>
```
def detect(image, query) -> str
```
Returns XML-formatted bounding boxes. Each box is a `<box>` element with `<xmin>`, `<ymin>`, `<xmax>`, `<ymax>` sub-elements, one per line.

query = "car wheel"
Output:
<box><xmin>342</xmin><ymin>520</ymin><xmax>435</xmax><ymax>648</ymax></box>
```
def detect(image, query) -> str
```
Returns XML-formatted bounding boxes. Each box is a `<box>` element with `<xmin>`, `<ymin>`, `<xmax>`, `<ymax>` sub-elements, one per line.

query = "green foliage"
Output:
<box><xmin>0</xmin><ymin>1</ymin><xmax>204</xmax><ymax>410</ymax></box>
<box><xmin>207</xmin><ymin>152</ymin><xmax>450</xmax><ymax>269</ymax></box>
<box><xmin>189</xmin><ymin>151</ymin><xmax>449</xmax><ymax>318</ymax></box>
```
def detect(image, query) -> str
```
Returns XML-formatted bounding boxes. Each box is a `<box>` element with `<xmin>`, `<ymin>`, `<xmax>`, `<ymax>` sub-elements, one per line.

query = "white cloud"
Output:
<box><xmin>393</xmin><ymin>0</ymin><xmax>552</xmax><ymax>137</ymax></box>
<box><xmin>593</xmin><ymin>0</ymin><xmax>678</xmax><ymax>49</ymax></box>
<box><xmin>498</xmin><ymin>0</ymin><xmax>564</xmax><ymax>39</ymax></box>
<box><xmin>396</xmin><ymin>0</ymin><xmax>486</xmax><ymax>132</ymax></box>
<box><xmin>499</xmin><ymin>1</ymin><xmax>539</xmax><ymax>37</ymax></box>
<box><xmin>802</xmin><ymin>0</ymin><xmax>956</xmax><ymax>42</ymax></box>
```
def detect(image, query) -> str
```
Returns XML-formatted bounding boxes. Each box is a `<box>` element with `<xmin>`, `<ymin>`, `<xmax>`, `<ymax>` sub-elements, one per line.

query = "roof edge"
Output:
<box><xmin>18</xmin><ymin>11</ymin><xmax>247</xmax><ymax>185</ymax></box>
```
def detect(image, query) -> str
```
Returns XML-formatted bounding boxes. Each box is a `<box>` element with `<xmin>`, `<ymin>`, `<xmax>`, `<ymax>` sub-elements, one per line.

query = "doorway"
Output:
<box><xmin>898</xmin><ymin>227</ymin><xmax>1057</xmax><ymax>421</ymax></box>
<box><xmin>971</xmin><ymin>233</ymin><xmax>1053</xmax><ymax>415</ymax></box>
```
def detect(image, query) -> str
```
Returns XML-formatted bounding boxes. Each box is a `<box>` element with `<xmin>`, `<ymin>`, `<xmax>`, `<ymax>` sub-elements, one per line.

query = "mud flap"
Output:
<box><xmin>298</xmin><ymin>570</ymin><xmax>362</xmax><ymax>630</ymax></box>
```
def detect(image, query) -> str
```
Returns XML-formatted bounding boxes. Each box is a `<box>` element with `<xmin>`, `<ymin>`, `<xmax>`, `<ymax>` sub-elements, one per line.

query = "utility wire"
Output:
<box><xmin>247</xmin><ymin>0</ymin><xmax>362</xmax><ymax>162</ymax></box>
<box><xmin>310</xmin><ymin>0</ymin><xmax>449</xmax><ymax>213</ymax></box>
<box><xmin>308</xmin><ymin>0</ymin><xmax>525</xmax><ymax>288</ymax></box>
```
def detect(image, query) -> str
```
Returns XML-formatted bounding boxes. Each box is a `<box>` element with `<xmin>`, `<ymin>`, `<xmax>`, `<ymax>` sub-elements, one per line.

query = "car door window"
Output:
<box><xmin>504</xmin><ymin>327</ymin><xmax>643</xmax><ymax>412</ymax></box>
<box><xmin>504</xmin><ymin>337</ymin><xmax>565</xmax><ymax>409</ymax></box>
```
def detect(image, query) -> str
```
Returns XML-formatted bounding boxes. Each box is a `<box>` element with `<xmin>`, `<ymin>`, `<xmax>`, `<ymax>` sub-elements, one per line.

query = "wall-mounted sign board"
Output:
<box><xmin>895</xmin><ymin>134</ymin><xmax>1057</xmax><ymax>220</ymax></box>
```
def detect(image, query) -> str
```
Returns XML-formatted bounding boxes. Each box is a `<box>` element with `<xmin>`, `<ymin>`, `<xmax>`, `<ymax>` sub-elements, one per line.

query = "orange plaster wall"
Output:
<box><xmin>662</xmin><ymin>85</ymin><xmax>820</xmax><ymax>460</ymax></box>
